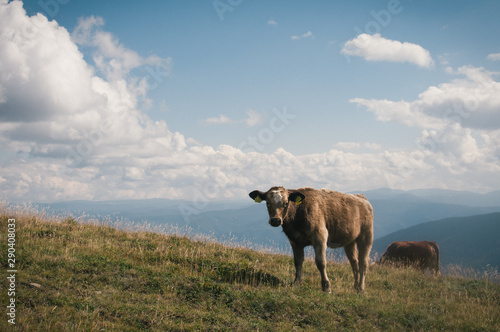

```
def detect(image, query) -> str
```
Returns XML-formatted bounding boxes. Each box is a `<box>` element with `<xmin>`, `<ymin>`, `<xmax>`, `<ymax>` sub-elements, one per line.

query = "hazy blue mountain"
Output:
<box><xmin>352</xmin><ymin>188</ymin><xmax>500</xmax><ymax>237</ymax></box>
<box><xmin>372</xmin><ymin>213</ymin><xmax>500</xmax><ymax>272</ymax></box>
<box><xmin>368</xmin><ymin>199</ymin><xmax>500</xmax><ymax>238</ymax></box>
<box><xmin>37</xmin><ymin>198</ymin><xmax>249</xmax><ymax>224</ymax></box>
<box><xmin>359</xmin><ymin>188</ymin><xmax>500</xmax><ymax>207</ymax></box>
<box><xmin>185</xmin><ymin>205</ymin><xmax>290</xmax><ymax>251</ymax></box>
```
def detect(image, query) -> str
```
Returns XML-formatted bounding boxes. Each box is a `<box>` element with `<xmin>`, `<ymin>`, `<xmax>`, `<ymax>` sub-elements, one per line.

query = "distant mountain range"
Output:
<box><xmin>358</xmin><ymin>188</ymin><xmax>500</xmax><ymax>239</ymax></box>
<box><xmin>358</xmin><ymin>188</ymin><xmax>500</xmax><ymax>207</ymax></box>
<box><xmin>32</xmin><ymin>188</ymin><xmax>500</xmax><ymax>271</ymax></box>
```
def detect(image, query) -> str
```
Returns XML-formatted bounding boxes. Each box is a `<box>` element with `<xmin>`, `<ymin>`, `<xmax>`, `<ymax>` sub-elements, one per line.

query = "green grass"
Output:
<box><xmin>1</xmin><ymin>204</ymin><xmax>499</xmax><ymax>331</ymax></box>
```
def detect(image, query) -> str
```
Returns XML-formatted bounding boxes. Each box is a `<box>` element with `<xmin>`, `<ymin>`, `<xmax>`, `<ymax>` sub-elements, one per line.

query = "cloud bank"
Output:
<box><xmin>0</xmin><ymin>1</ymin><xmax>499</xmax><ymax>204</ymax></box>
<box><xmin>341</xmin><ymin>33</ymin><xmax>434</xmax><ymax>68</ymax></box>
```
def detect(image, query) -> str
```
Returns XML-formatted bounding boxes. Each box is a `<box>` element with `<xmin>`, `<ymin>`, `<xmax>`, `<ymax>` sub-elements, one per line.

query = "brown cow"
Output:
<box><xmin>378</xmin><ymin>241</ymin><xmax>440</xmax><ymax>275</ymax></box>
<box><xmin>249</xmin><ymin>186</ymin><xmax>374</xmax><ymax>293</ymax></box>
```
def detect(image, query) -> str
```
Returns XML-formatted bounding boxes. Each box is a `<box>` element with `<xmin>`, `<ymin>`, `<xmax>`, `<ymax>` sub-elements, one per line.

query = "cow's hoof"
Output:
<box><xmin>355</xmin><ymin>285</ymin><xmax>365</xmax><ymax>293</ymax></box>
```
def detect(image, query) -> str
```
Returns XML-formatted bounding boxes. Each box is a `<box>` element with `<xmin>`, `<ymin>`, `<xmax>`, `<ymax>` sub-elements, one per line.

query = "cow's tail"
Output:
<box><xmin>430</xmin><ymin>241</ymin><xmax>440</xmax><ymax>275</ymax></box>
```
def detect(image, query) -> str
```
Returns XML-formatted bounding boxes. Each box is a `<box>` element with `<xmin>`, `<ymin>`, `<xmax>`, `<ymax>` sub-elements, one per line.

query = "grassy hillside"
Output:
<box><xmin>373</xmin><ymin>213</ymin><xmax>500</xmax><ymax>273</ymax></box>
<box><xmin>1</xmin><ymin>205</ymin><xmax>499</xmax><ymax>331</ymax></box>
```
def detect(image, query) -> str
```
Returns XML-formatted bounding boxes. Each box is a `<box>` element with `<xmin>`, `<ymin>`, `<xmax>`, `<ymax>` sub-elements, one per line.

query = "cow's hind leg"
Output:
<box><xmin>357</xmin><ymin>240</ymin><xmax>372</xmax><ymax>292</ymax></box>
<box><xmin>432</xmin><ymin>260</ymin><xmax>441</xmax><ymax>276</ymax></box>
<box><xmin>431</xmin><ymin>245</ymin><xmax>441</xmax><ymax>276</ymax></box>
<box><xmin>344</xmin><ymin>242</ymin><xmax>359</xmax><ymax>291</ymax></box>
<box><xmin>313</xmin><ymin>243</ymin><xmax>331</xmax><ymax>293</ymax></box>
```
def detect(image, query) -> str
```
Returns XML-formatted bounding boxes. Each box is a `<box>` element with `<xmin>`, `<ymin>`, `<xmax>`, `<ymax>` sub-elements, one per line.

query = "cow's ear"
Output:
<box><xmin>288</xmin><ymin>192</ymin><xmax>305</xmax><ymax>206</ymax></box>
<box><xmin>249</xmin><ymin>190</ymin><xmax>266</xmax><ymax>203</ymax></box>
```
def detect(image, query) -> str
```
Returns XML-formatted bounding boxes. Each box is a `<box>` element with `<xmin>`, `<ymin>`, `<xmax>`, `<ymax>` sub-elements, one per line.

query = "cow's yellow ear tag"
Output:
<box><xmin>254</xmin><ymin>196</ymin><xmax>262</xmax><ymax>203</ymax></box>
<box><xmin>295</xmin><ymin>196</ymin><xmax>302</xmax><ymax>205</ymax></box>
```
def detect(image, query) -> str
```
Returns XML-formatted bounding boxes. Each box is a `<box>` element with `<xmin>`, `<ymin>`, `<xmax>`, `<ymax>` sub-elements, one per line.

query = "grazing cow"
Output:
<box><xmin>249</xmin><ymin>186</ymin><xmax>374</xmax><ymax>293</ymax></box>
<box><xmin>378</xmin><ymin>241</ymin><xmax>440</xmax><ymax>275</ymax></box>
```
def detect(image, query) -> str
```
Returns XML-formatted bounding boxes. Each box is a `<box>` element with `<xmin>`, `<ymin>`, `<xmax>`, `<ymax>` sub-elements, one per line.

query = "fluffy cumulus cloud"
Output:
<box><xmin>351</xmin><ymin>65</ymin><xmax>500</xmax><ymax>187</ymax></box>
<box><xmin>71</xmin><ymin>15</ymin><xmax>171</xmax><ymax>83</ymax></box>
<box><xmin>351</xmin><ymin>66</ymin><xmax>500</xmax><ymax>131</ymax></box>
<box><xmin>0</xmin><ymin>1</ymin><xmax>184</xmax><ymax>201</ymax></box>
<box><xmin>341</xmin><ymin>33</ymin><xmax>434</xmax><ymax>68</ymax></box>
<box><xmin>1</xmin><ymin>1</ymin><xmax>499</xmax><ymax>204</ymax></box>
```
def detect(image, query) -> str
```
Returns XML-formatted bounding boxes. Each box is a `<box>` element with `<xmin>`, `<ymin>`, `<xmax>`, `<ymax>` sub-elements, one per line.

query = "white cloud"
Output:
<box><xmin>332</xmin><ymin>142</ymin><xmax>382</xmax><ymax>151</ymax></box>
<box><xmin>291</xmin><ymin>31</ymin><xmax>313</xmax><ymax>40</ymax></box>
<box><xmin>72</xmin><ymin>15</ymin><xmax>171</xmax><ymax>82</ymax></box>
<box><xmin>0</xmin><ymin>5</ymin><xmax>101</xmax><ymax>124</ymax></box>
<box><xmin>351</xmin><ymin>65</ymin><xmax>500</xmax><ymax>187</ymax></box>
<box><xmin>416</xmin><ymin>66</ymin><xmax>500</xmax><ymax>130</ymax></box>
<box><xmin>202</xmin><ymin>109</ymin><xmax>262</xmax><ymax>127</ymax></box>
<box><xmin>351</xmin><ymin>66</ymin><xmax>500</xmax><ymax>130</ymax></box>
<box><xmin>160</xmin><ymin>99</ymin><xmax>170</xmax><ymax>112</ymax></box>
<box><xmin>201</xmin><ymin>114</ymin><xmax>234</xmax><ymax>126</ymax></box>
<box><xmin>487</xmin><ymin>53</ymin><xmax>500</xmax><ymax>61</ymax></box>
<box><xmin>243</xmin><ymin>109</ymin><xmax>262</xmax><ymax>127</ymax></box>
<box><xmin>341</xmin><ymin>33</ymin><xmax>434</xmax><ymax>68</ymax></box>
<box><xmin>267</xmin><ymin>19</ymin><xmax>277</xmax><ymax>26</ymax></box>
<box><xmin>437</xmin><ymin>53</ymin><xmax>452</xmax><ymax>66</ymax></box>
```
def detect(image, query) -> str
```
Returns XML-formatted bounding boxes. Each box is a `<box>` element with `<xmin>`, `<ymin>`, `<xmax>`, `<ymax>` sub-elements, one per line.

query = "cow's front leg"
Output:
<box><xmin>314</xmin><ymin>242</ymin><xmax>331</xmax><ymax>293</ymax></box>
<box><xmin>291</xmin><ymin>243</ymin><xmax>304</xmax><ymax>285</ymax></box>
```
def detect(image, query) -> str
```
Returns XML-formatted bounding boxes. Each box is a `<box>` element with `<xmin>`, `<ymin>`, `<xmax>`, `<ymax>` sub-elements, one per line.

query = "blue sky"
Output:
<box><xmin>1</xmin><ymin>0</ymin><xmax>500</xmax><ymax>202</ymax></box>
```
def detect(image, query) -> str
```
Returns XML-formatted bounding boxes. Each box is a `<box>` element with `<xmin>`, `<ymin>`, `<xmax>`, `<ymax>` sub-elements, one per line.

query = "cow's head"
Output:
<box><xmin>249</xmin><ymin>186</ymin><xmax>305</xmax><ymax>227</ymax></box>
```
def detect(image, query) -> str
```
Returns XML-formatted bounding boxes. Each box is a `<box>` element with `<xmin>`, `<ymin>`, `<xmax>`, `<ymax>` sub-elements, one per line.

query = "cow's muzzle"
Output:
<box><xmin>269</xmin><ymin>218</ymin><xmax>282</xmax><ymax>227</ymax></box>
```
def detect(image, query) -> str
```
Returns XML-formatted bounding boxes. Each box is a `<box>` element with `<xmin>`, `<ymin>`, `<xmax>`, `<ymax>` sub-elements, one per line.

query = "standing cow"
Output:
<box><xmin>249</xmin><ymin>186</ymin><xmax>374</xmax><ymax>293</ymax></box>
<box><xmin>378</xmin><ymin>241</ymin><xmax>440</xmax><ymax>275</ymax></box>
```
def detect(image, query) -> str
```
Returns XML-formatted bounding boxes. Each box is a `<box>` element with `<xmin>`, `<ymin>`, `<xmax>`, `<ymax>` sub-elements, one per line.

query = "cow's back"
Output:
<box><xmin>294</xmin><ymin>188</ymin><xmax>373</xmax><ymax>247</ymax></box>
<box><xmin>382</xmin><ymin>241</ymin><xmax>440</xmax><ymax>272</ymax></box>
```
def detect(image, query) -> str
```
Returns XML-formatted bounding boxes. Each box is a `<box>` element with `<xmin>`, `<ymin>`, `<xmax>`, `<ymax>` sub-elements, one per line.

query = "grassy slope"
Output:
<box><xmin>1</xmin><ymin>207</ymin><xmax>499</xmax><ymax>331</ymax></box>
